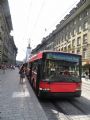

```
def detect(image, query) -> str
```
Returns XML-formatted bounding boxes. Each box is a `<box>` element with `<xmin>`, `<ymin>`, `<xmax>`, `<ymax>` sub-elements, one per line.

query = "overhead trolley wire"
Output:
<box><xmin>33</xmin><ymin>0</ymin><xmax>45</xmax><ymax>28</ymax></box>
<box><xmin>44</xmin><ymin>0</ymin><xmax>80</xmax><ymax>33</ymax></box>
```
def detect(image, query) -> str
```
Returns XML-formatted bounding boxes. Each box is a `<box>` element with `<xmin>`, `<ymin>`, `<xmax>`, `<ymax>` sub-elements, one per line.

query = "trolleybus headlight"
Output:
<box><xmin>39</xmin><ymin>88</ymin><xmax>50</xmax><ymax>91</ymax></box>
<box><xmin>75</xmin><ymin>88</ymin><xmax>81</xmax><ymax>91</ymax></box>
<box><xmin>75</xmin><ymin>83</ymin><xmax>81</xmax><ymax>91</ymax></box>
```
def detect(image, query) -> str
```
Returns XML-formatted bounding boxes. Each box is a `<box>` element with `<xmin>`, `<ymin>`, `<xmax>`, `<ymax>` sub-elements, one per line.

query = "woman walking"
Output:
<box><xmin>19</xmin><ymin>66</ymin><xmax>26</xmax><ymax>84</ymax></box>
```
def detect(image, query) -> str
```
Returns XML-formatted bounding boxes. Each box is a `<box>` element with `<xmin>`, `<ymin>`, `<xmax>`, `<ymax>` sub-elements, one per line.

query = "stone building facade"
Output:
<box><xmin>32</xmin><ymin>0</ymin><xmax>90</xmax><ymax>74</ymax></box>
<box><xmin>0</xmin><ymin>0</ymin><xmax>17</xmax><ymax>64</ymax></box>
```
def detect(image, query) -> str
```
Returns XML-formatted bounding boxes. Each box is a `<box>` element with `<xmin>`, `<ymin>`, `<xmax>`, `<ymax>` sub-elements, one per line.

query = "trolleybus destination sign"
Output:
<box><xmin>46</xmin><ymin>53</ymin><xmax>80</xmax><ymax>62</ymax></box>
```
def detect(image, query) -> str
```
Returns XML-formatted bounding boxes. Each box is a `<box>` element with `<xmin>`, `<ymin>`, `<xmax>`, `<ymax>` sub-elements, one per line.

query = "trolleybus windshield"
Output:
<box><xmin>43</xmin><ymin>59</ymin><xmax>81</xmax><ymax>82</ymax></box>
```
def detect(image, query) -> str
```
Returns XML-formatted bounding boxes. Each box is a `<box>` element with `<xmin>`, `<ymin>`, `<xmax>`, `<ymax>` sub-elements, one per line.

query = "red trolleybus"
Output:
<box><xmin>28</xmin><ymin>51</ymin><xmax>82</xmax><ymax>98</ymax></box>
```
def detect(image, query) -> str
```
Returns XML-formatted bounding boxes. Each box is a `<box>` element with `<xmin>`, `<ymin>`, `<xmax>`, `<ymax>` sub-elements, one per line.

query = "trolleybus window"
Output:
<box><xmin>29</xmin><ymin>52</ymin><xmax>81</xmax><ymax>83</ymax></box>
<box><xmin>43</xmin><ymin>59</ymin><xmax>81</xmax><ymax>82</ymax></box>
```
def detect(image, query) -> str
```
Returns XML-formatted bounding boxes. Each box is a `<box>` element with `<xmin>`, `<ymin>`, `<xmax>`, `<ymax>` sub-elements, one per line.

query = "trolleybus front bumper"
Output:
<box><xmin>39</xmin><ymin>90</ymin><xmax>81</xmax><ymax>98</ymax></box>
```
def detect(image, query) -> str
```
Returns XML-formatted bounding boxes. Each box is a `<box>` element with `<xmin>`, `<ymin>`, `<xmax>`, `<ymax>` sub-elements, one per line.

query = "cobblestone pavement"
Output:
<box><xmin>0</xmin><ymin>68</ymin><xmax>48</xmax><ymax>120</ymax></box>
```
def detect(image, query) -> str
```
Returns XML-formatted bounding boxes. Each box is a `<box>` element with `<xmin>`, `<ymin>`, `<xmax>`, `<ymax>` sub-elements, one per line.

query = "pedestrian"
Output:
<box><xmin>63</xmin><ymin>69</ymin><xmax>70</xmax><ymax>75</ymax></box>
<box><xmin>85</xmin><ymin>71</ymin><xmax>89</xmax><ymax>80</ymax></box>
<box><xmin>2</xmin><ymin>64</ymin><xmax>6</xmax><ymax>74</ymax></box>
<box><xmin>19</xmin><ymin>66</ymin><xmax>26</xmax><ymax>84</ymax></box>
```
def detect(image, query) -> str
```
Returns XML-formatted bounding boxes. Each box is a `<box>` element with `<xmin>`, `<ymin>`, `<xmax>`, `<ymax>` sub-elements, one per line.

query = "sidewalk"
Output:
<box><xmin>0</xmin><ymin>68</ymin><xmax>48</xmax><ymax>120</ymax></box>
<box><xmin>82</xmin><ymin>77</ymin><xmax>90</xmax><ymax>84</ymax></box>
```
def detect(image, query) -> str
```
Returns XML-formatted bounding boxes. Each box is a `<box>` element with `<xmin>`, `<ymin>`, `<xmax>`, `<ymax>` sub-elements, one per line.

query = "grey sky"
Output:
<box><xmin>8</xmin><ymin>0</ymin><xmax>80</xmax><ymax>60</ymax></box>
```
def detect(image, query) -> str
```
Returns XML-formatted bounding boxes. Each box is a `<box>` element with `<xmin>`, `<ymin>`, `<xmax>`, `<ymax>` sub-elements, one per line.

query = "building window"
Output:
<box><xmin>78</xmin><ymin>26</ymin><xmax>81</xmax><ymax>33</ymax></box>
<box><xmin>72</xmin><ymin>50</ymin><xmax>75</xmax><ymax>53</ymax></box>
<box><xmin>72</xmin><ymin>39</ymin><xmax>75</xmax><ymax>47</ymax></box>
<box><xmin>56</xmin><ymin>40</ymin><xmax>58</xmax><ymax>45</ymax></box>
<box><xmin>82</xmin><ymin>48</ymin><xmax>87</xmax><ymax>58</ymax></box>
<box><xmin>65</xmin><ymin>34</ymin><xmax>68</xmax><ymax>41</ymax></box>
<box><xmin>73</xmin><ymin>20</ymin><xmax>76</xmax><ymax>25</ymax></box>
<box><xmin>70</xmin><ymin>32</ymin><xmax>72</xmax><ymax>37</ymax></box>
<box><xmin>77</xmin><ymin>37</ymin><xmax>81</xmax><ymax>46</ymax></box>
<box><xmin>60</xmin><ymin>35</ymin><xmax>63</xmax><ymax>43</ymax></box>
<box><xmin>83</xmin><ymin>34</ymin><xmax>87</xmax><ymax>44</ymax></box>
<box><xmin>77</xmin><ymin>49</ymin><xmax>80</xmax><ymax>55</ymax></box>
<box><xmin>1</xmin><ymin>26</ymin><xmax>4</xmax><ymax>31</ymax></box>
<box><xmin>61</xmin><ymin>47</ymin><xmax>63</xmax><ymax>51</ymax></box>
<box><xmin>68</xmin><ymin>44</ymin><xmax>71</xmax><ymax>52</ymax></box>
<box><xmin>72</xmin><ymin>29</ymin><xmax>76</xmax><ymax>36</ymax></box>
<box><xmin>83</xmin><ymin>10</ymin><xmax>88</xmax><ymax>17</ymax></box>
<box><xmin>0</xmin><ymin>39</ymin><xmax>1</xmax><ymax>44</ymax></box>
<box><xmin>68</xmin><ymin>32</ymin><xmax>70</xmax><ymax>39</ymax></box>
<box><xmin>79</xmin><ymin>14</ymin><xmax>82</xmax><ymax>21</ymax></box>
<box><xmin>64</xmin><ymin>46</ymin><xmax>67</xmax><ymax>52</ymax></box>
<box><xmin>83</xmin><ymin>21</ymin><xmax>88</xmax><ymax>30</ymax></box>
<box><xmin>74</xmin><ymin>29</ymin><xmax>76</xmax><ymax>36</ymax></box>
